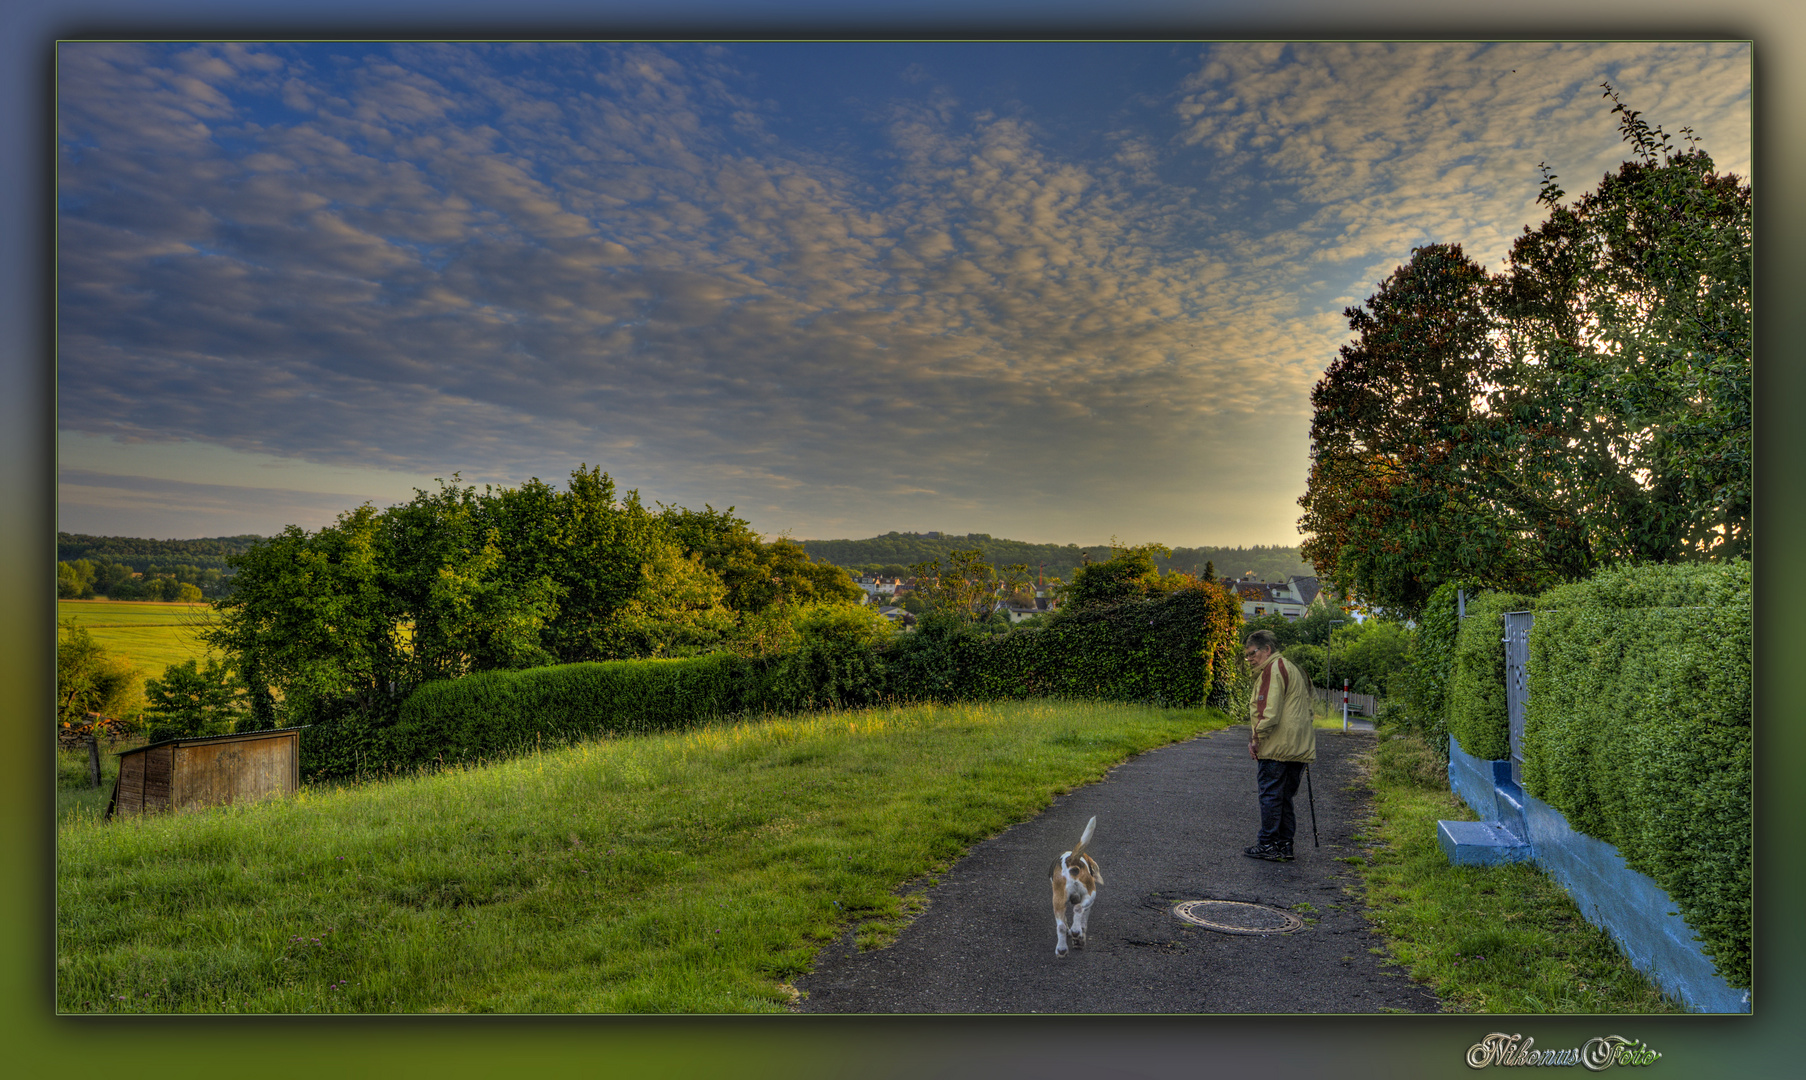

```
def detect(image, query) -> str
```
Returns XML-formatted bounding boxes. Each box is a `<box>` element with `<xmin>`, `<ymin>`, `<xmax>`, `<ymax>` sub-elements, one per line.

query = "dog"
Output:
<box><xmin>1048</xmin><ymin>815</ymin><xmax>1102</xmax><ymax>957</ymax></box>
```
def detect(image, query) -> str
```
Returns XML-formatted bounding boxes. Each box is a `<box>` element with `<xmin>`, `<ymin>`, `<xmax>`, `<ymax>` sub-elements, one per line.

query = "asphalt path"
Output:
<box><xmin>792</xmin><ymin>723</ymin><xmax>1439</xmax><ymax>1014</ymax></box>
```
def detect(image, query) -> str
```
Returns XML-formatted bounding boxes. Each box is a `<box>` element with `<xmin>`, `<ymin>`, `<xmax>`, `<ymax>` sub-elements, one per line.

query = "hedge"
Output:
<box><xmin>1444</xmin><ymin>589</ymin><xmax>1535</xmax><ymax>762</ymax></box>
<box><xmin>882</xmin><ymin>584</ymin><xmax>1243</xmax><ymax>710</ymax></box>
<box><xmin>302</xmin><ymin>653</ymin><xmax>748</xmax><ymax>778</ymax></box>
<box><xmin>300</xmin><ymin>584</ymin><xmax>1243</xmax><ymax>781</ymax></box>
<box><xmin>1389</xmin><ymin>581</ymin><xmax>1463</xmax><ymax>761</ymax></box>
<box><xmin>1522</xmin><ymin>560</ymin><xmax>1751</xmax><ymax>989</ymax></box>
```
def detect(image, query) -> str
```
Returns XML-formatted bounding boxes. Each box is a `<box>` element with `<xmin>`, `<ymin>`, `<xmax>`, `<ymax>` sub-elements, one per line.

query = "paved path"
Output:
<box><xmin>792</xmin><ymin>724</ymin><xmax>1439</xmax><ymax>1013</ymax></box>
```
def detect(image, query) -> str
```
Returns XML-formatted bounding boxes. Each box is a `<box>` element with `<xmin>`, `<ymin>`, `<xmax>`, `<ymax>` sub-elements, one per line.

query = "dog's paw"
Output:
<box><xmin>1055</xmin><ymin>944</ymin><xmax>1068</xmax><ymax>957</ymax></box>
<box><xmin>1071</xmin><ymin>934</ymin><xmax>1085</xmax><ymax>948</ymax></box>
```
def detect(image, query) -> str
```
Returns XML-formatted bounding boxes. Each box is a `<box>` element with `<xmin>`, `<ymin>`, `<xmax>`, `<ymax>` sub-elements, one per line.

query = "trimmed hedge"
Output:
<box><xmin>1444</xmin><ymin>589</ymin><xmax>1535</xmax><ymax>762</ymax></box>
<box><xmin>302</xmin><ymin>653</ymin><xmax>747</xmax><ymax>778</ymax></box>
<box><xmin>1522</xmin><ymin>560</ymin><xmax>1751</xmax><ymax>989</ymax></box>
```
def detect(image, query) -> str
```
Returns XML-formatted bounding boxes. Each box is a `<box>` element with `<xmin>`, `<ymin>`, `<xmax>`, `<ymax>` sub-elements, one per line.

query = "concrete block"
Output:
<box><xmin>1437</xmin><ymin>819</ymin><xmax>1532</xmax><ymax>866</ymax></box>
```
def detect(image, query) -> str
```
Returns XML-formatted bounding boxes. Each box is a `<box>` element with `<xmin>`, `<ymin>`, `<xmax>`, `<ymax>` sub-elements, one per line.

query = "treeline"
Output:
<box><xmin>57</xmin><ymin>559</ymin><xmax>219</xmax><ymax>601</ymax></box>
<box><xmin>57</xmin><ymin>532</ymin><xmax>264</xmax><ymax>572</ymax></box>
<box><xmin>801</xmin><ymin>532</ymin><xmax>1311</xmax><ymax>584</ymax></box>
<box><xmin>57</xmin><ymin>533</ymin><xmax>265</xmax><ymax>601</ymax></box>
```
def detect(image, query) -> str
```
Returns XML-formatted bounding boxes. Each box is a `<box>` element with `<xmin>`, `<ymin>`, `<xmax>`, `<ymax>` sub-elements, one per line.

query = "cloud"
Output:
<box><xmin>56</xmin><ymin>41</ymin><xmax>1751</xmax><ymax>545</ymax></box>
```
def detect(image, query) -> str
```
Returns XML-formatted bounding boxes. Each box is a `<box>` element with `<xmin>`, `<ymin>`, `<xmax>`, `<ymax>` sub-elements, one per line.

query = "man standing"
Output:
<box><xmin>1242</xmin><ymin>629</ymin><xmax>1315</xmax><ymax>861</ymax></box>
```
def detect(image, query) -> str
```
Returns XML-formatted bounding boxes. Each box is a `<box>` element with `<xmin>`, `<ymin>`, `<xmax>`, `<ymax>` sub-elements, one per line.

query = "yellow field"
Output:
<box><xmin>56</xmin><ymin>599</ymin><xmax>218</xmax><ymax>677</ymax></box>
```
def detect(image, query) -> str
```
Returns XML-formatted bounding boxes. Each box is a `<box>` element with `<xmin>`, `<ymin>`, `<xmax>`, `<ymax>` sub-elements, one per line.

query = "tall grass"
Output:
<box><xmin>58</xmin><ymin>698</ymin><xmax>1228</xmax><ymax>1013</ymax></box>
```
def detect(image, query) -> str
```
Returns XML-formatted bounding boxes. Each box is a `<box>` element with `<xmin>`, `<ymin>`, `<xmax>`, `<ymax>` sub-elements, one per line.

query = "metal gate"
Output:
<box><xmin>1503</xmin><ymin>611</ymin><xmax>1533</xmax><ymax>785</ymax></box>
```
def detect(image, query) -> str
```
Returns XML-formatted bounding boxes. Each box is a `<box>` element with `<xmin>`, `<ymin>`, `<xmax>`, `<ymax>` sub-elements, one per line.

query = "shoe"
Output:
<box><xmin>1243</xmin><ymin>843</ymin><xmax>1283</xmax><ymax>861</ymax></box>
<box><xmin>1276</xmin><ymin>841</ymin><xmax>1295</xmax><ymax>861</ymax></box>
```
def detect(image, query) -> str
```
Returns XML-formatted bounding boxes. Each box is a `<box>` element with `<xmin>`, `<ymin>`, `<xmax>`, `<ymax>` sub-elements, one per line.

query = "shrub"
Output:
<box><xmin>959</xmin><ymin>582</ymin><xmax>1243</xmax><ymax>708</ymax></box>
<box><xmin>1522</xmin><ymin>560</ymin><xmax>1750</xmax><ymax>989</ymax></box>
<box><xmin>1444</xmin><ymin>589</ymin><xmax>1534</xmax><ymax>762</ymax></box>
<box><xmin>304</xmin><ymin>653</ymin><xmax>747</xmax><ymax>779</ymax></box>
<box><xmin>755</xmin><ymin>604</ymin><xmax>893</xmax><ymax>711</ymax></box>
<box><xmin>1283</xmin><ymin>642</ymin><xmax>1327</xmax><ymax>687</ymax></box>
<box><xmin>1385</xmin><ymin>582</ymin><xmax>1463</xmax><ymax>760</ymax></box>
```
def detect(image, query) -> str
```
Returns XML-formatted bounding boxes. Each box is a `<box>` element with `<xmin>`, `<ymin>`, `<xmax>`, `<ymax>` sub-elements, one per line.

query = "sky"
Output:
<box><xmin>54</xmin><ymin>40</ymin><xmax>1752</xmax><ymax>546</ymax></box>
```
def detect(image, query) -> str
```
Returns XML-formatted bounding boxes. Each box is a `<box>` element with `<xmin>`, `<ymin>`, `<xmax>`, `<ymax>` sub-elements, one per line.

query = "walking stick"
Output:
<box><xmin>1305</xmin><ymin>765</ymin><xmax>1319</xmax><ymax>848</ymax></box>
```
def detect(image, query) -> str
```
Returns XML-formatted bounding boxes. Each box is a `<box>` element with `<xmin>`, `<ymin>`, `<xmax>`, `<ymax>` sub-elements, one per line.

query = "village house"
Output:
<box><xmin>1223</xmin><ymin>572</ymin><xmax>1330</xmax><ymax>620</ymax></box>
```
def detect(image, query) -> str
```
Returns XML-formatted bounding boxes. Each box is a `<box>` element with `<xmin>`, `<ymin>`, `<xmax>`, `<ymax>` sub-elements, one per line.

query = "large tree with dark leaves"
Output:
<box><xmin>1299</xmin><ymin>243</ymin><xmax>1559</xmax><ymax>620</ymax></box>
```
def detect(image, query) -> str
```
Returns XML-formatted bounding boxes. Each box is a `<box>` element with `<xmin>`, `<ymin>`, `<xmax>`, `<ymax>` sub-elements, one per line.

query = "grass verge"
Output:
<box><xmin>58</xmin><ymin>697</ymin><xmax>1229</xmax><ymax>1013</ymax></box>
<box><xmin>1347</xmin><ymin>731</ymin><xmax>1682</xmax><ymax>1013</ymax></box>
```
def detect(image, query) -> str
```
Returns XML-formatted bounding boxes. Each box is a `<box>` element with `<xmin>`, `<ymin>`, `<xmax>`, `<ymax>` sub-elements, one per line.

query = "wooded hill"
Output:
<box><xmin>799</xmin><ymin>532</ymin><xmax>1313</xmax><ymax>583</ymax></box>
<box><xmin>57</xmin><ymin>532</ymin><xmax>265</xmax><ymax>574</ymax></box>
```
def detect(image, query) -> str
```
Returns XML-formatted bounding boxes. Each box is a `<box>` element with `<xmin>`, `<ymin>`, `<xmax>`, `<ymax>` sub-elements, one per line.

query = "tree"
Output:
<box><xmin>1490</xmin><ymin>84</ymin><xmax>1750</xmax><ymax>565</ymax></box>
<box><xmin>143</xmin><ymin>657</ymin><xmax>246</xmax><ymax>738</ymax></box>
<box><xmin>1056</xmin><ymin>543</ymin><xmax>1183</xmax><ymax>614</ymax></box>
<box><xmin>1298</xmin><ymin>243</ymin><xmax>1554</xmax><ymax>621</ymax></box>
<box><xmin>908</xmin><ymin>549</ymin><xmax>1018</xmax><ymax>623</ymax></box>
<box><xmin>57</xmin><ymin>560</ymin><xmax>97</xmax><ymax>599</ymax></box>
<box><xmin>56</xmin><ymin>620</ymin><xmax>141</xmax><ymax>728</ymax></box>
<box><xmin>1300</xmin><ymin>90</ymin><xmax>1750</xmax><ymax>618</ymax></box>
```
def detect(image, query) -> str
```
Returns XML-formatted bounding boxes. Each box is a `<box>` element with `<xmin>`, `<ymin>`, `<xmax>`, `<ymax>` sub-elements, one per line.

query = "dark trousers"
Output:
<box><xmin>1257</xmin><ymin>759</ymin><xmax>1306</xmax><ymax>845</ymax></box>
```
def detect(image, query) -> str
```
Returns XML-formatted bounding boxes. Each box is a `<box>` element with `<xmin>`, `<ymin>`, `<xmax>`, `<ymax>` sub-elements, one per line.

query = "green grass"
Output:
<box><xmin>58</xmin><ymin>599</ymin><xmax>217</xmax><ymax>676</ymax></box>
<box><xmin>1347</xmin><ymin>732</ymin><xmax>1682</xmax><ymax>1013</ymax></box>
<box><xmin>57</xmin><ymin>698</ymin><xmax>1231</xmax><ymax>1014</ymax></box>
<box><xmin>57</xmin><ymin>736</ymin><xmax>150</xmax><ymax>824</ymax></box>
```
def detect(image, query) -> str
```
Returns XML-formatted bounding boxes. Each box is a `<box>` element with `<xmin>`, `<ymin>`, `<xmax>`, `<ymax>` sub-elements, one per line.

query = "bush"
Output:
<box><xmin>1283</xmin><ymin>643</ymin><xmax>1326</xmax><ymax>687</ymax></box>
<box><xmin>882</xmin><ymin>581</ymin><xmax>1243</xmax><ymax>709</ymax></box>
<box><xmin>304</xmin><ymin>653</ymin><xmax>747</xmax><ymax>779</ymax></box>
<box><xmin>1444</xmin><ymin>589</ymin><xmax>1534</xmax><ymax>762</ymax></box>
<box><xmin>756</xmin><ymin>604</ymin><xmax>893</xmax><ymax>711</ymax></box>
<box><xmin>1521</xmin><ymin>560</ymin><xmax>1750</xmax><ymax>989</ymax></box>
<box><xmin>1386</xmin><ymin>582</ymin><xmax>1464</xmax><ymax>760</ymax></box>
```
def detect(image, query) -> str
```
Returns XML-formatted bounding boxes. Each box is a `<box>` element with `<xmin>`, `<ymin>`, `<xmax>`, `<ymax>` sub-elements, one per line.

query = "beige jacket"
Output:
<box><xmin>1249</xmin><ymin>653</ymin><xmax>1316</xmax><ymax>763</ymax></box>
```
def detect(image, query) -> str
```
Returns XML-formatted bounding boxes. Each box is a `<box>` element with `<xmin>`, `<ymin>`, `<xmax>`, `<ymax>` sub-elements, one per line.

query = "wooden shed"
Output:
<box><xmin>106</xmin><ymin>727</ymin><xmax>305</xmax><ymax>820</ymax></box>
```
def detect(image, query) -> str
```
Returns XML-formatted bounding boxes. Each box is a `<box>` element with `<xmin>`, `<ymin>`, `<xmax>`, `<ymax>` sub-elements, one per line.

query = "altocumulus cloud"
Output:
<box><xmin>56</xmin><ymin>41</ymin><xmax>1750</xmax><ymax>543</ymax></box>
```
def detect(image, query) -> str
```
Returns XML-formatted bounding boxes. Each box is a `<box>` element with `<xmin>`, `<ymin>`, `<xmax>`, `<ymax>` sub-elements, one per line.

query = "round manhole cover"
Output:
<box><xmin>1172</xmin><ymin>899</ymin><xmax>1306</xmax><ymax>935</ymax></box>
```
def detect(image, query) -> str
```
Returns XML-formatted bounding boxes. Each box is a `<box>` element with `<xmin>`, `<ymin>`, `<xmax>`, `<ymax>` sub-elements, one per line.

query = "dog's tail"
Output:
<box><xmin>1073</xmin><ymin>815</ymin><xmax>1096</xmax><ymax>858</ymax></box>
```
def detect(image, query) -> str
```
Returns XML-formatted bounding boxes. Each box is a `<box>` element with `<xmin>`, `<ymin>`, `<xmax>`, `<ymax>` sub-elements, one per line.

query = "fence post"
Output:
<box><xmin>86</xmin><ymin>735</ymin><xmax>101</xmax><ymax>788</ymax></box>
<box><xmin>1341</xmin><ymin>679</ymin><xmax>1349</xmax><ymax>730</ymax></box>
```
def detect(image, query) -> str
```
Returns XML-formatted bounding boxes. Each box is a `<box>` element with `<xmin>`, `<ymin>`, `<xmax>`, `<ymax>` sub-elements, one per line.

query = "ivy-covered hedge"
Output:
<box><xmin>1444</xmin><ymin>589</ymin><xmax>1535</xmax><ymax>762</ymax></box>
<box><xmin>1522</xmin><ymin>560</ymin><xmax>1751</xmax><ymax>989</ymax></box>
<box><xmin>883</xmin><ymin>584</ymin><xmax>1243</xmax><ymax>709</ymax></box>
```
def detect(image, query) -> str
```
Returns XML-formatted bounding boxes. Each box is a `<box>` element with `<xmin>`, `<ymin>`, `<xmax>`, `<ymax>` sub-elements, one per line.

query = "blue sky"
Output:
<box><xmin>55</xmin><ymin>40</ymin><xmax>1751</xmax><ymax>545</ymax></box>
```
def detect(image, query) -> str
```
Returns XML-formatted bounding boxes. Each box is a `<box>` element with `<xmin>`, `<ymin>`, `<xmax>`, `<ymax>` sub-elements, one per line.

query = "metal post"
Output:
<box><xmin>1305</xmin><ymin>765</ymin><xmax>1319</xmax><ymax>847</ymax></box>
<box><xmin>1342</xmin><ymin>679</ymin><xmax>1349</xmax><ymax>731</ymax></box>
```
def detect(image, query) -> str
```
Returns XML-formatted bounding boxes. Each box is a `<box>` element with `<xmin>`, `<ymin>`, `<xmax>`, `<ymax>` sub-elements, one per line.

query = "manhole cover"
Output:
<box><xmin>1172</xmin><ymin>899</ymin><xmax>1305</xmax><ymax>935</ymax></box>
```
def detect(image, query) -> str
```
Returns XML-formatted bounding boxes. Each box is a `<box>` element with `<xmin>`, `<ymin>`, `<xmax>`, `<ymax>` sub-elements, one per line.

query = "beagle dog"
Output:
<box><xmin>1048</xmin><ymin>815</ymin><xmax>1102</xmax><ymax>957</ymax></box>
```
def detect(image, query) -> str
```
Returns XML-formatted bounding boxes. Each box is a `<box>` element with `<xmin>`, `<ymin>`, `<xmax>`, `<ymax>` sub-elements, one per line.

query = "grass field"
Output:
<box><xmin>56</xmin><ymin>698</ymin><xmax>1230</xmax><ymax>1014</ymax></box>
<box><xmin>1347</xmin><ymin>732</ymin><xmax>1682</xmax><ymax>1013</ymax></box>
<box><xmin>57</xmin><ymin>599</ymin><xmax>217</xmax><ymax>677</ymax></box>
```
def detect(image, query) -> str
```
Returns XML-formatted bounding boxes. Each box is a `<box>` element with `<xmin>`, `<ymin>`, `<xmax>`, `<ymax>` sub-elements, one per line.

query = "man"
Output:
<box><xmin>1242</xmin><ymin>629</ymin><xmax>1315</xmax><ymax>861</ymax></box>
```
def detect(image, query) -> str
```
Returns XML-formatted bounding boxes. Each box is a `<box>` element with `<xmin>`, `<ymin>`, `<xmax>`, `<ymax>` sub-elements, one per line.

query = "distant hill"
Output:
<box><xmin>799</xmin><ymin>532</ymin><xmax>1313</xmax><ymax>583</ymax></box>
<box><xmin>56</xmin><ymin>532</ymin><xmax>266</xmax><ymax>573</ymax></box>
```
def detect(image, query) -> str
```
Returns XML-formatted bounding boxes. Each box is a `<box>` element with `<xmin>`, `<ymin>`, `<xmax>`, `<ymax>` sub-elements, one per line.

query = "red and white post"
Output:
<box><xmin>1341</xmin><ymin>678</ymin><xmax>1349</xmax><ymax>731</ymax></box>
